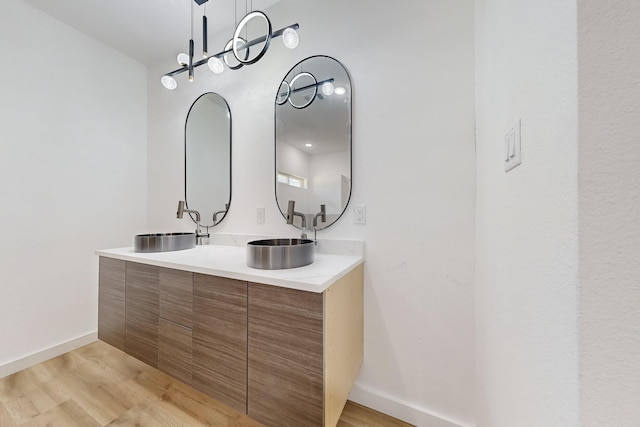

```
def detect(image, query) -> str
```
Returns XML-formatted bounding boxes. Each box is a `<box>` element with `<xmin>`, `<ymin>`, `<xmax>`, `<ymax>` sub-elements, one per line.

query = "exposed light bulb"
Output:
<box><xmin>177</xmin><ymin>53</ymin><xmax>190</xmax><ymax>66</ymax></box>
<box><xmin>282</xmin><ymin>27</ymin><xmax>299</xmax><ymax>49</ymax></box>
<box><xmin>161</xmin><ymin>75</ymin><xmax>177</xmax><ymax>90</ymax></box>
<box><xmin>321</xmin><ymin>82</ymin><xmax>335</xmax><ymax>96</ymax></box>
<box><xmin>334</xmin><ymin>86</ymin><xmax>346</xmax><ymax>95</ymax></box>
<box><xmin>305</xmin><ymin>143</ymin><xmax>313</xmax><ymax>147</ymax></box>
<box><xmin>208</xmin><ymin>57</ymin><xmax>224</xmax><ymax>74</ymax></box>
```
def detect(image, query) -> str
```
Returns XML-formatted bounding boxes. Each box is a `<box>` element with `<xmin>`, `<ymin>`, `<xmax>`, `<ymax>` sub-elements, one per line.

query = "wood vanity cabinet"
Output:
<box><xmin>98</xmin><ymin>257</ymin><xmax>363</xmax><ymax>427</ymax></box>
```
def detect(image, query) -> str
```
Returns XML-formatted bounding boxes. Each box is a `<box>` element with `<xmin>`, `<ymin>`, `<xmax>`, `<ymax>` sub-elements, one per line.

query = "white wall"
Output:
<box><xmin>475</xmin><ymin>0</ymin><xmax>579</xmax><ymax>426</ymax></box>
<box><xmin>147</xmin><ymin>0</ymin><xmax>475</xmax><ymax>425</ymax></box>
<box><xmin>309</xmin><ymin>150</ymin><xmax>350</xmax><ymax>215</ymax></box>
<box><xmin>0</xmin><ymin>0</ymin><xmax>147</xmax><ymax>372</ymax></box>
<box><xmin>578</xmin><ymin>1</ymin><xmax>640</xmax><ymax>424</ymax></box>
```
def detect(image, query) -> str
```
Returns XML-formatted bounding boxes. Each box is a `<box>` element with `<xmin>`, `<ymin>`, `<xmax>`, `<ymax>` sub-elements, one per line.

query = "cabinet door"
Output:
<box><xmin>125</xmin><ymin>262</ymin><xmax>159</xmax><ymax>368</ymax></box>
<box><xmin>159</xmin><ymin>268</ymin><xmax>193</xmax><ymax>327</ymax></box>
<box><xmin>192</xmin><ymin>274</ymin><xmax>248</xmax><ymax>413</ymax></box>
<box><xmin>248</xmin><ymin>283</ymin><xmax>324</xmax><ymax>427</ymax></box>
<box><xmin>158</xmin><ymin>268</ymin><xmax>193</xmax><ymax>384</ymax></box>
<box><xmin>98</xmin><ymin>257</ymin><xmax>126</xmax><ymax>351</ymax></box>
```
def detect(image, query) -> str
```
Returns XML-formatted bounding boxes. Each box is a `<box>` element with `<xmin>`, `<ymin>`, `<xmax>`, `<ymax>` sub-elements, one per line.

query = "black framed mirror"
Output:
<box><xmin>185</xmin><ymin>92</ymin><xmax>231</xmax><ymax>227</ymax></box>
<box><xmin>275</xmin><ymin>56</ymin><xmax>352</xmax><ymax>231</ymax></box>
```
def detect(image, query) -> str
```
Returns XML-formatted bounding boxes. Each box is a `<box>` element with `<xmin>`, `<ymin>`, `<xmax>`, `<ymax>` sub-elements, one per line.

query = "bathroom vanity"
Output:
<box><xmin>96</xmin><ymin>244</ymin><xmax>363</xmax><ymax>427</ymax></box>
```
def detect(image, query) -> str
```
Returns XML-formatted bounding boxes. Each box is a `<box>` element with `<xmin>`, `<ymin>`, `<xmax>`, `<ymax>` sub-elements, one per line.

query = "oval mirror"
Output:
<box><xmin>185</xmin><ymin>92</ymin><xmax>231</xmax><ymax>227</ymax></box>
<box><xmin>275</xmin><ymin>56</ymin><xmax>352</xmax><ymax>231</ymax></box>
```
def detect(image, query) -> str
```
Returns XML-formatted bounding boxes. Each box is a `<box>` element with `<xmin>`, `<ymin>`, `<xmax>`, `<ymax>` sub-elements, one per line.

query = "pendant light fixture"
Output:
<box><xmin>161</xmin><ymin>0</ymin><xmax>300</xmax><ymax>90</ymax></box>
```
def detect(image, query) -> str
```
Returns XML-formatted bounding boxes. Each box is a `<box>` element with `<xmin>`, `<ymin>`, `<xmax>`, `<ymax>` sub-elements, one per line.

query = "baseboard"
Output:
<box><xmin>348</xmin><ymin>383</ymin><xmax>472</xmax><ymax>427</ymax></box>
<box><xmin>0</xmin><ymin>331</ymin><xmax>98</xmax><ymax>379</ymax></box>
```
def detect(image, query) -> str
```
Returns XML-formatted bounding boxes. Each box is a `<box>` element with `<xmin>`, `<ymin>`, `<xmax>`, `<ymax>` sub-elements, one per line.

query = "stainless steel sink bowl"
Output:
<box><xmin>247</xmin><ymin>238</ymin><xmax>314</xmax><ymax>270</ymax></box>
<box><xmin>134</xmin><ymin>232</ymin><xmax>196</xmax><ymax>253</ymax></box>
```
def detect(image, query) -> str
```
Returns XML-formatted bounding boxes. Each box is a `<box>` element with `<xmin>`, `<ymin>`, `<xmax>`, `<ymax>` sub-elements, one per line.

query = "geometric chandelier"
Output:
<box><xmin>161</xmin><ymin>0</ymin><xmax>300</xmax><ymax>90</ymax></box>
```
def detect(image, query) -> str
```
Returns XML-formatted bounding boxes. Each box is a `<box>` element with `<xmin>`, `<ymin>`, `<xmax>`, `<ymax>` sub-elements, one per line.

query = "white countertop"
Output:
<box><xmin>96</xmin><ymin>245</ymin><xmax>364</xmax><ymax>293</ymax></box>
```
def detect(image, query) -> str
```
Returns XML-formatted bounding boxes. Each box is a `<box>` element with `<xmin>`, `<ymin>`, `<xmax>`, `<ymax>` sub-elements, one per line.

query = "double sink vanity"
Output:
<box><xmin>96</xmin><ymin>237</ymin><xmax>363</xmax><ymax>427</ymax></box>
<box><xmin>97</xmin><ymin>54</ymin><xmax>359</xmax><ymax>426</ymax></box>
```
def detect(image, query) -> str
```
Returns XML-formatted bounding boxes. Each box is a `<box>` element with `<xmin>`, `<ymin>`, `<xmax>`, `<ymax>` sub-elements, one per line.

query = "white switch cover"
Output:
<box><xmin>353</xmin><ymin>205</ymin><xmax>366</xmax><ymax>224</ymax></box>
<box><xmin>504</xmin><ymin>119</ymin><xmax>522</xmax><ymax>172</ymax></box>
<box><xmin>256</xmin><ymin>207</ymin><xmax>265</xmax><ymax>224</ymax></box>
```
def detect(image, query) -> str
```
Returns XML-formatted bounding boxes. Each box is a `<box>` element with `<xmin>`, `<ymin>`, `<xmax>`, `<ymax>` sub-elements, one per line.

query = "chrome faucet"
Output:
<box><xmin>313</xmin><ymin>204</ymin><xmax>326</xmax><ymax>228</ymax></box>
<box><xmin>177</xmin><ymin>201</ymin><xmax>209</xmax><ymax>245</ymax></box>
<box><xmin>286</xmin><ymin>200</ymin><xmax>307</xmax><ymax>239</ymax></box>
<box><xmin>213</xmin><ymin>203</ymin><xmax>229</xmax><ymax>225</ymax></box>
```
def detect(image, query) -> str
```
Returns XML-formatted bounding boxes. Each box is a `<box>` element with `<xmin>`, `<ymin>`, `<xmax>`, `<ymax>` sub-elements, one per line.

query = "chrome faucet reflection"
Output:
<box><xmin>313</xmin><ymin>204</ymin><xmax>326</xmax><ymax>228</ymax></box>
<box><xmin>212</xmin><ymin>203</ymin><xmax>229</xmax><ymax>225</ymax></box>
<box><xmin>286</xmin><ymin>200</ymin><xmax>307</xmax><ymax>239</ymax></box>
<box><xmin>177</xmin><ymin>201</ymin><xmax>209</xmax><ymax>245</ymax></box>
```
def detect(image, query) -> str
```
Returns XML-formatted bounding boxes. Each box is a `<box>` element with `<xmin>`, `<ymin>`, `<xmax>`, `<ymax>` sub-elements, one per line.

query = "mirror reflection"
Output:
<box><xmin>185</xmin><ymin>92</ymin><xmax>231</xmax><ymax>228</ymax></box>
<box><xmin>275</xmin><ymin>56</ymin><xmax>352</xmax><ymax>231</ymax></box>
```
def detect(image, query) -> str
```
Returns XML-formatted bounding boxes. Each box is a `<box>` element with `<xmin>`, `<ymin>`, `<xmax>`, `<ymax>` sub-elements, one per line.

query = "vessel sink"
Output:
<box><xmin>247</xmin><ymin>238</ymin><xmax>314</xmax><ymax>270</ymax></box>
<box><xmin>134</xmin><ymin>232</ymin><xmax>196</xmax><ymax>253</ymax></box>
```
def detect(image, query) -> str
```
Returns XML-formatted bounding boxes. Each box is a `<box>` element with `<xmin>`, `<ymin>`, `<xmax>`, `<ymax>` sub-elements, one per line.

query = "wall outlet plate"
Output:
<box><xmin>353</xmin><ymin>205</ymin><xmax>366</xmax><ymax>224</ymax></box>
<box><xmin>256</xmin><ymin>207</ymin><xmax>265</xmax><ymax>224</ymax></box>
<box><xmin>504</xmin><ymin>119</ymin><xmax>522</xmax><ymax>172</ymax></box>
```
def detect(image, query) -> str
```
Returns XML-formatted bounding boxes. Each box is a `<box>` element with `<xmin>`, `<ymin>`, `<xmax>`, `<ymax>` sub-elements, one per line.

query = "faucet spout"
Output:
<box><xmin>313</xmin><ymin>204</ymin><xmax>326</xmax><ymax>228</ymax></box>
<box><xmin>177</xmin><ymin>200</ymin><xmax>200</xmax><ymax>222</ymax></box>
<box><xmin>286</xmin><ymin>200</ymin><xmax>308</xmax><ymax>239</ymax></box>
<box><xmin>177</xmin><ymin>200</ymin><xmax>208</xmax><ymax>244</ymax></box>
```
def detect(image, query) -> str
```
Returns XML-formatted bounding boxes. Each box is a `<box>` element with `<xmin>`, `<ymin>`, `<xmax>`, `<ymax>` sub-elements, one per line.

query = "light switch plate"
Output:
<box><xmin>504</xmin><ymin>119</ymin><xmax>522</xmax><ymax>172</ymax></box>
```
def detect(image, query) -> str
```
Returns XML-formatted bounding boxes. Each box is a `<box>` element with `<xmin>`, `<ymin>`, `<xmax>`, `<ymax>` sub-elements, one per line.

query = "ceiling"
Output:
<box><xmin>22</xmin><ymin>0</ymin><xmax>280</xmax><ymax>66</ymax></box>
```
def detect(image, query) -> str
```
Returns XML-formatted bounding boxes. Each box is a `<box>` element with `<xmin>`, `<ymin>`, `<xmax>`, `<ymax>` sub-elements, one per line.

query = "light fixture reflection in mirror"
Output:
<box><xmin>185</xmin><ymin>93</ymin><xmax>232</xmax><ymax>228</ymax></box>
<box><xmin>275</xmin><ymin>56</ymin><xmax>352</xmax><ymax>232</ymax></box>
<box><xmin>288</xmin><ymin>72</ymin><xmax>317</xmax><ymax>109</ymax></box>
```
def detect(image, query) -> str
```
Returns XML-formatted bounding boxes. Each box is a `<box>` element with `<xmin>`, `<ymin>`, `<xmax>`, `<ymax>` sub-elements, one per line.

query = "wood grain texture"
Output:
<box><xmin>192</xmin><ymin>274</ymin><xmax>248</xmax><ymax>413</ymax></box>
<box><xmin>20</xmin><ymin>400</ymin><xmax>102</xmax><ymax>427</ymax></box>
<box><xmin>248</xmin><ymin>283</ymin><xmax>324</xmax><ymax>427</ymax></box>
<box><xmin>159</xmin><ymin>267</ymin><xmax>193</xmax><ymax>327</ymax></box>
<box><xmin>98</xmin><ymin>257</ymin><xmax>126</xmax><ymax>351</ymax></box>
<box><xmin>0</xmin><ymin>401</ymin><xmax>16</xmax><ymax>427</ymax></box>
<box><xmin>324</xmin><ymin>265</ymin><xmax>364</xmax><ymax>427</ymax></box>
<box><xmin>125</xmin><ymin>262</ymin><xmax>159</xmax><ymax>368</ymax></box>
<box><xmin>158</xmin><ymin>319</ymin><xmax>192</xmax><ymax>385</ymax></box>
<box><xmin>1</xmin><ymin>340</ymin><xmax>407</xmax><ymax>427</ymax></box>
<box><xmin>337</xmin><ymin>401</ymin><xmax>415</xmax><ymax>427</ymax></box>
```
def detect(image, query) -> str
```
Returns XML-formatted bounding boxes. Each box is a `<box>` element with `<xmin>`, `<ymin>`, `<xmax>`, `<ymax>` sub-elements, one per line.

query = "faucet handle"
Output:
<box><xmin>177</xmin><ymin>201</ymin><xmax>185</xmax><ymax>218</ymax></box>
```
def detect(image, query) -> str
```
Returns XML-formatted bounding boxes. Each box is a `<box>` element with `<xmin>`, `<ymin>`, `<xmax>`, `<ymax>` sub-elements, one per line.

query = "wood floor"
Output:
<box><xmin>0</xmin><ymin>340</ymin><xmax>413</xmax><ymax>427</ymax></box>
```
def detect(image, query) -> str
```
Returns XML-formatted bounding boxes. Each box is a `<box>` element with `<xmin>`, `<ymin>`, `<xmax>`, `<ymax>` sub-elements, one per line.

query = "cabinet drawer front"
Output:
<box><xmin>159</xmin><ymin>319</ymin><xmax>193</xmax><ymax>385</ymax></box>
<box><xmin>125</xmin><ymin>262</ymin><xmax>159</xmax><ymax>368</ymax></box>
<box><xmin>192</xmin><ymin>274</ymin><xmax>248</xmax><ymax>413</ymax></box>
<box><xmin>159</xmin><ymin>268</ymin><xmax>193</xmax><ymax>328</ymax></box>
<box><xmin>248</xmin><ymin>283</ymin><xmax>324</xmax><ymax>427</ymax></box>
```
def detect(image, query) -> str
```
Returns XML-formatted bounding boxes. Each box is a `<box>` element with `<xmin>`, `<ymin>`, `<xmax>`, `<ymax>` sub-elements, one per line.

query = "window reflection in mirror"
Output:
<box><xmin>275</xmin><ymin>56</ymin><xmax>352</xmax><ymax>231</ymax></box>
<box><xmin>185</xmin><ymin>92</ymin><xmax>231</xmax><ymax>227</ymax></box>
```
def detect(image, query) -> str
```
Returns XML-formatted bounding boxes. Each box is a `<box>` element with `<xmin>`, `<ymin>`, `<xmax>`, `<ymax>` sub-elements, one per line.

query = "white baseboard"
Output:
<box><xmin>0</xmin><ymin>331</ymin><xmax>98</xmax><ymax>379</ymax></box>
<box><xmin>348</xmin><ymin>383</ymin><xmax>472</xmax><ymax>427</ymax></box>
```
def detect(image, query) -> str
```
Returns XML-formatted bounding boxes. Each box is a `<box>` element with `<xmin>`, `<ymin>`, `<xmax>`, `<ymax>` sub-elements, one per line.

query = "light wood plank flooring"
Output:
<box><xmin>0</xmin><ymin>340</ymin><xmax>413</xmax><ymax>427</ymax></box>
